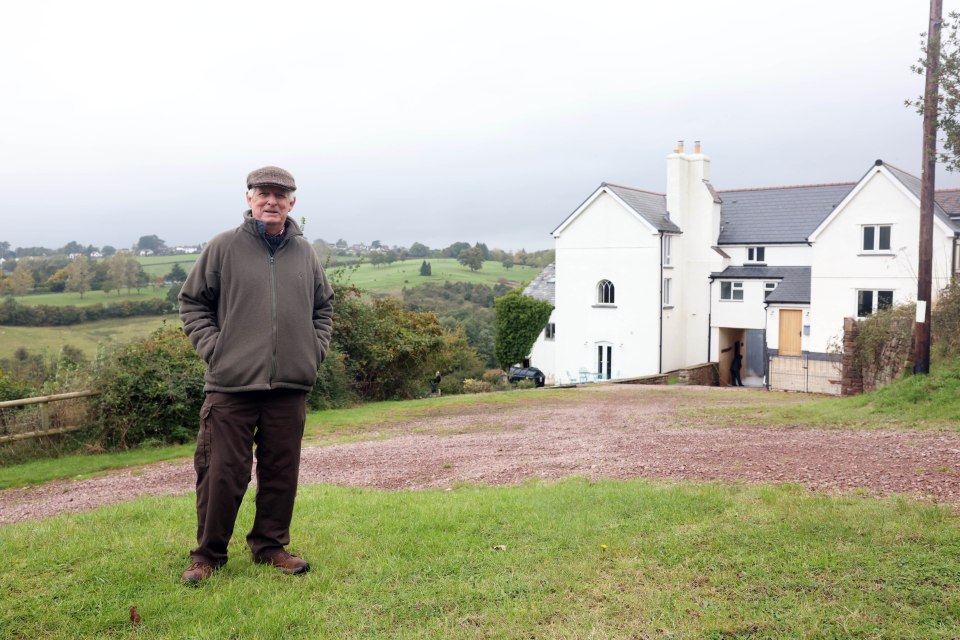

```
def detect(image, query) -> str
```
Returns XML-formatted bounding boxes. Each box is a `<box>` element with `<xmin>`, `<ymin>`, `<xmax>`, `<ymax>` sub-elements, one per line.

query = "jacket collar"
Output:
<box><xmin>242</xmin><ymin>210</ymin><xmax>304</xmax><ymax>238</ymax></box>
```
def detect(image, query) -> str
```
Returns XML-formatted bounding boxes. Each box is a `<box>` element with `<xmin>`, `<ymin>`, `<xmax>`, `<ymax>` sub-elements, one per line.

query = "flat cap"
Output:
<box><xmin>247</xmin><ymin>166</ymin><xmax>296</xmax><ymax>191</ymax></box>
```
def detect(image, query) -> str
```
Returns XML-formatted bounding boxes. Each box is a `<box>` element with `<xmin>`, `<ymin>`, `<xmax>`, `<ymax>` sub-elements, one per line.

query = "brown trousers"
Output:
<box><xmin>191</xmin><ymin>389</ymin><xmax>307</xmax><ymax>566</ymax></box>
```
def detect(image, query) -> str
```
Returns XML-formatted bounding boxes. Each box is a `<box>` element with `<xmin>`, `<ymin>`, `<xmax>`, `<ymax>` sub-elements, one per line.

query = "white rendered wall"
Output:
<box><xmin>809</xmin><ymin>170</ymin><xmax>955</xmax><ymax>354</ymax></box>
<box><xmin>527</xmin><ymin>310</ymin><xmax>557</xmax><ymax>384</ymax></box>
<box><xmin>553</xmin><ymin>191</ymin><xmax>663</xmax><ymax>379</ymax></box>
<box><xmin>722</xmin><ymin>245</ymin><xmax>812</xmax><ymax>266</ymax></box>
<box><xmin>666</xmin><ymin>150</ymin><xmax>724</xmax><ymax>369</ymax></box>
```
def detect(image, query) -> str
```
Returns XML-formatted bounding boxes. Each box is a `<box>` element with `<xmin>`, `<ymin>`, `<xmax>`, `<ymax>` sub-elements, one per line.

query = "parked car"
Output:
<box><xmin>508</xmin><ymin>366</ymin><xmax>545</xmax><ymax>387</ymax></box>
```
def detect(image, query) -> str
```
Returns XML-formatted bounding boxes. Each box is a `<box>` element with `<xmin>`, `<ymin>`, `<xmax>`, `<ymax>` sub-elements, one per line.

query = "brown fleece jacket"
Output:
<box><xmin>179</xmin><ymin>211</ymin><xmax>334</xmax><ymax>393</ymax></box>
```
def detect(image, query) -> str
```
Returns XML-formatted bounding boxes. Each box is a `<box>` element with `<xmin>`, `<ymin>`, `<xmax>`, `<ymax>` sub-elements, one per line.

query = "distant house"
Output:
<box><xmin>89</xmin><ymin>251</ymin><xmax>103</xmax><ymax>258</ymax></box>
<box><xmin>138</xmin><ymin>249</ymin><xmax>155</xmax><ymax>256</ymax></box>
<box><xmin>525</xmin><ymin>142</ymin><xmax>960</xmax><ymax>393</ymax></box>
<box><xmin>173</xmin><ymin>246</ymin><xmax>199</xmax><ymax>254</ymax></box>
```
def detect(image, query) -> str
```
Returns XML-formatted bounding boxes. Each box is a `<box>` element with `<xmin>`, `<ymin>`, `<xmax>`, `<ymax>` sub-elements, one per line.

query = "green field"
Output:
<box><xmin>15</xmin><ymin>287</ymin><xmax>170</xmax><ymax>307</ymax></box>
<box><xmin>136</xmin><ymin>255</ymin><xmax>198</xmax><ymax>277</ymax></box>
<box><xmin>331</xmin><ymin>258</ymin><xmax>540</xmax><ymax>295</ymax></box>
<box><xmin>0</xmin><ymin>315</ymin><xmax>179</xmax><ymax>359</ymax></box>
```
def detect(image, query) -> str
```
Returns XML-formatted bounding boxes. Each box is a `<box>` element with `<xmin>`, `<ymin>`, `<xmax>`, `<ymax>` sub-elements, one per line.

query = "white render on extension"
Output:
<box><xmin>525</xmin><ymin>143</ymin><xmax>960</xmax><ymax>391</ymax></box>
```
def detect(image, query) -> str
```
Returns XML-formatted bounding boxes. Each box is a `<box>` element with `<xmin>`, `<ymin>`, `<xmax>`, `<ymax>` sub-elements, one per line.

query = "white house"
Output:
<box><xmin>526</xmin><ymin>142</ymin><xmax>960</xmax><ymax>393</ymax></box>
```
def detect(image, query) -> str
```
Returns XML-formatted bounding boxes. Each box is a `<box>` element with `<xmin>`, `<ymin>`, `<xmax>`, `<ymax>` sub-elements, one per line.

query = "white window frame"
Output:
<box><xmin>720</xmin><ymin>281</ymin><xmax>744</xmax><ymax>301</ymax></box>
<box><xmin>862</xmin><ymin>225</ymin><xmax>892</xmax><ymax>253</ymax></box>
<box><xmin>747</xmin><ymin>246</ymin><xmax>766</xmax><ymax>263</ymax></box>
<box><xmin>764</xmin><ymin>281</ymin><xmax>777</xmax><ymax>300</ymax></box>
<box><xmin>596</xmin><ymin>279</ymin><xmax>615</xmax><ymax>305</ymax></box>
<box><xmin>662</xmin><ymin>235</ymin><xmax>673</xmax><ymax>267</ymax></box>
<box><xmin>663</xmin><ymin>277</ymin><xmax>672</xmax><ymax>307</ymax></box>
<box><xmin>857</xmin><ymin>289</ymin><xmax>894</xmax><ymax>317</ymax></box>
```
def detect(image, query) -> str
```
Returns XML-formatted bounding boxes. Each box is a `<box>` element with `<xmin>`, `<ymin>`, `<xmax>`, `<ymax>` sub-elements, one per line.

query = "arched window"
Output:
<box><xmin>597</xmin><ymin>279</ymin><xmax>615</xmax><ymax>304</ymax></box>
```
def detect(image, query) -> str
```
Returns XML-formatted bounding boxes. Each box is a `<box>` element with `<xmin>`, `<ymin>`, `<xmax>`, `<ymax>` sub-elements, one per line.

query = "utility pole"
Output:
<box><xmin>915</xmin><ymin>0</ymin><xmax>943</xmax><ymax>375</ymax></box>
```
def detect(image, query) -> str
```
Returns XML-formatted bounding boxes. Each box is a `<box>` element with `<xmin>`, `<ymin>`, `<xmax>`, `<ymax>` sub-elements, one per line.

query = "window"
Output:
<box><xmin>663</xmin><ymin>277</ymin><xmax>672</xmax><ymax>306</ymax></box>
<box><xmin>662</xmin><ymin>235</ymin><xmax>672</xmax><ymax>267</ymax></box>
<box><xmin>862</xmin><ymin>225</ymin><xmax>892</xmax><ymax>252</ymax></box>
<box><xmin>857</xmin><ymin>290</ymin><xmax>894</xmax><ymax>317</ymax></box>
<box><xmin>597</xmin><ymin>279</ymin><xmax>615</xmax><ymax>304</ymax></box>
<box><xmin>764</xmin><ymin>282</ymin><xmax>778</xmax><ymax>299</ymax></box>
<box><xmin>720</xmin><ymin>281</ymin><xmax>744</xmax><ymax>301</ymax></box>
<box><xmin>747</xmin><ymin>246</ymin><xmax>766</xmax><ymax>262</ymax></box>
<box><xmin>544</xmin><ymin>323</ymin><xmax>556</xmax><ymax>340</ymax></box>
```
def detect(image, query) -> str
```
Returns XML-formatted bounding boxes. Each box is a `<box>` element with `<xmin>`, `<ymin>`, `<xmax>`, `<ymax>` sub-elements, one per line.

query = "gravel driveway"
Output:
<box><xmin>3</xmin><ymin>385</ymin><xmax>960</xmax><ymax>524</ymax></box>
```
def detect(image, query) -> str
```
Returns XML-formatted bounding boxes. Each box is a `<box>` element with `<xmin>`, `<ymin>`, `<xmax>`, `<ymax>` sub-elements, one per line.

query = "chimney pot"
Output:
<box><xmin>676</xmin><ymin>140</ymin><xmax>684</xmax><ymax>154</ymax></box>
<box><xmin>694</xmin><ymin>140</ymin><xmax>701</xmax><ymax>154</ymax></box>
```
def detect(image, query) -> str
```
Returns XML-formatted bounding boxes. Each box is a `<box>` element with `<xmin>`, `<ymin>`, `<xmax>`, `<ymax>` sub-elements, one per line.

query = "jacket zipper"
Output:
<box><xmin>269</xmin><ymin>254</ymin><xmax>278</xmax><ymax>384</ymax></box>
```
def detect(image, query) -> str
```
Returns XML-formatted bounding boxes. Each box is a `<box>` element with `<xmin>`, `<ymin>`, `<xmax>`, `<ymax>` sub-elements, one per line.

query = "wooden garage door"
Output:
<box><xmin>778</xmin><ymin>310</ymin><xmax>802</xmax><ymax>356</ymax></box>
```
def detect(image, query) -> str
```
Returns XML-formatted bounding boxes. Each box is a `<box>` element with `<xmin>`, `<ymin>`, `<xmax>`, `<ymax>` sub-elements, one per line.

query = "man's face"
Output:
<box><xmin>247</xmin><ymin>186</ymin><xmax>296</xmax><ymax>231</ymax></box>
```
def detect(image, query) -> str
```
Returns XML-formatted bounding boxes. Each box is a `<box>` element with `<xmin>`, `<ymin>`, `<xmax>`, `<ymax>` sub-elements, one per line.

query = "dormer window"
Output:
<box><xmin>747</xmin><ymin>247</ymin><xmax>765</xmax><ymax>263</ymax></box>
<box><xmin>597</xmin><ymin>279</ymin><xmax>615</xmax><ymax>304</ymax></box>
<box><xmin>862</xmin><ymin>225</ymin><xmax>891</xmax><ymax>252</ymax></box>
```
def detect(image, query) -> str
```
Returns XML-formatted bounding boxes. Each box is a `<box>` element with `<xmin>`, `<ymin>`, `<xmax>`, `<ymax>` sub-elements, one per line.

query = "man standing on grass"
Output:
<box><xmin>178</xmin><ymin>166</ymin><xmax>334</xmax><ymax>585</ymax></box>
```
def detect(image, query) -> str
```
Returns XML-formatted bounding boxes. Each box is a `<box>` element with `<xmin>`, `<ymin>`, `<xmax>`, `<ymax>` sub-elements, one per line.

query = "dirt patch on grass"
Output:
<box><xmin>3</xmin><ymin>385</ymin><xmax>960</xmax><ymax>524</ymax></box>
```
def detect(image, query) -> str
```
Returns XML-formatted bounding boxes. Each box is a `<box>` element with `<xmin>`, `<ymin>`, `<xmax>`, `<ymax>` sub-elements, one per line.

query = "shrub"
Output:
<box><xmin>462</xmin><ymin>378</ymin><xmax>493</xmax><ymax>394</ymax></box>
<box><xmin>493</xmin><ymin>289</ymin><xmax>553</xmax><ymax>370</ymax></box>
<box><xmin>89</xmin><ymin>324</ymin><xmax>205</xmax><ymax>449</ymax></box>
<box><xmin>308</xmin><ymin>347</ymin><xmax>356</xmax><ymax>410</ymax></box>
<box><xmin>933</xmin><ymin>281</ymin><xmax>960</xmax><ymax>362</ymax></box>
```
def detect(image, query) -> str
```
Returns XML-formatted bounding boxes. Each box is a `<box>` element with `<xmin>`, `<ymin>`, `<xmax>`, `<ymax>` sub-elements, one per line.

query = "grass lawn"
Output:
<box><xmin>14</xmin><ymin>287</ymin><xmax>170</xmax><ymax>307</ymax></box>
<box><xmin>0</xmin><ymin>315</ymin><xmax>180</xmax><ymax>360</ymax></box>
<box><xmin>1</xmin><ymin>478</ymin><xmax>958</xmax><ymax>638</ymax></box>
<box><xmin>717</xmin><ymin>361</ymin><xmax>960</xmax><ymax>431</ymax></box>
<box><xmin>331</xmin><ymin>259</ymin><xmax>540</xmax><ymax>296</ymax></box>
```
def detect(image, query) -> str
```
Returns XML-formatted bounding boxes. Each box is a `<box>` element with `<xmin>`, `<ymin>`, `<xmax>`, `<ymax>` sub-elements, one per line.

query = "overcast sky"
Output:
<box><xmin>2</xmin><ymin>0</ymin><xmax>957</xmax><ymax>252</ymax></box>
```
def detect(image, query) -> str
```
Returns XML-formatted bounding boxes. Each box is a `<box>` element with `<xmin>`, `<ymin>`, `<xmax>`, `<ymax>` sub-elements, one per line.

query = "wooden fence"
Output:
<box><xmin>0</xmin><ymin>390</ymin><xmax>99</xmax><ymax>444</ymax></box>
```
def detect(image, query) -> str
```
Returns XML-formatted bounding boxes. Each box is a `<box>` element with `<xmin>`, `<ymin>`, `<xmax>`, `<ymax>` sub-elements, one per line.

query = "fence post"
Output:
<box><xmin>39</xmin><ymin>402</ymin><xmax>49</xmax><ymax>431</ymax></box>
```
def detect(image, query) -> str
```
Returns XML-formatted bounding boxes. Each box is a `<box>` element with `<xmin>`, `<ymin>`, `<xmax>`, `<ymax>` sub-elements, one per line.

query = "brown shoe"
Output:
<box><xmin>180</xmin><ymin>560</ymin><xmax>216</xmax><ymax>585</ymax></box>
<box><xmin>255</xmin><ymin>549</ymin><xmax>310</xmax><ymax>575</ymax></box>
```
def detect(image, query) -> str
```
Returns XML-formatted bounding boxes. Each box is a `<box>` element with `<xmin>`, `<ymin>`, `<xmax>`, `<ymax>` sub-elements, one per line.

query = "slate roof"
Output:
<box><xmin>602</xmin><ymin>184</ymin><xmax>681</xmax><ymax>233</ymax></box>
<box><xmin>935</xmin><ymin>188</ymin><xmax>960</xmax><ymax>216</ymax></box>
<box><xmin>883</xmin><ymin>162</ymin><xmax>960</xmax><ymax>232</ymax></box>
<box><xmin>710</xmin><ymin>266</ymin><xmax>811</xmax><ymax>304</ymax></box>
<box><xmin>523</xmin><ymin>263</ymin><xmax>555</xmax><ymax>306</ymax></box>
<box><xmin>716</xmin><ymin>184</ymin><xmax>855</xmax><ymax>245</ymax></box>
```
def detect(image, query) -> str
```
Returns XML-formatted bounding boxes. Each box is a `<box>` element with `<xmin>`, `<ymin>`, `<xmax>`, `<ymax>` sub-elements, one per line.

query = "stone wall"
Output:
<box><xmin>841</xmin><ymin>315</ymin><xmax>914</xmax><ymax>396</ymax></box>
<box><xmin>677</xmin><ymin>362</ymin><xmax>719</xmax><ymax>386</ymax></box>
<box><xmin>841</xmin><ymin>317</ymin><xmax>863</xmax><ymax>396</ymax></box>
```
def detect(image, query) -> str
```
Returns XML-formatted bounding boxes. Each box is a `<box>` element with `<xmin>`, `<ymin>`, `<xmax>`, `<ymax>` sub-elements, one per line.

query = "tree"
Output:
<box><xmin>909</xmin><ymin>11</ymin><xmax>960</xmax><ymax>170</ymax></box>
<box><xmin>0</xmin><ymin>241</ymin><xmax>10</xmax><ymax>260</ymax></box>
<box><xmin>443</xmin><ymin>241</ymin><xmax>471</xmax><ymax>259</ymax></box>
<box><xmin>107</xmin><ymin>252</ymin><xmax>140</xmax><ymax>293</ymax></box>
<box><xmin>409</xmin><ymin>242</ymin><xmax>430</xmax><ymax>258</ymax></box>
<box><xmin>419</xmin><ymin>260</ymin><xmax>432</xmax><ymax>276</ymax></box>
<box><xmin>136</xmin><ymin>235</ymin><xmax>166</xmax><ymax>254</ymax></box>
<box><xmin>473</xmin><ymin>242</ymin><xmax>490</xmax><ymax>260</ymax></box>
<box><xmin>11</xmin><ymin>259</ymin><xmax>35</xmax><ymax>295</ymax></box>
<box><xmin>102</xmin><ymin>245</ymin><xmax>117</xmax><ymax>257</ymax></box>
<box><xmin>58</xmin><ymin>241</ymin><xmax>84</xmax><ymax>255</ymax></box>
<box><xmin>371</xmin><ymin>240</ymin><xmax>382</xmax><ymax>249</ymax></box>
<box><xmin>45</xmin><ymin>268</ymin><xmax>69</xmax><ymax>293</ymax></box>
<box><xmin>493</xmin><ymin>289</ymin><xmax>553</xmax><ymax>370</ymax></box>
<box><xmin>65</xmin><ymin>255</ymin><xmax>92</xmax><ymax>299</ymax></box>
<box><xmin>502</xmin><ymin>258</ymin><xmax>514</xmax><ymax>270</ymax></box>
<box><xmin>166</xmin><ymin>263</ymin><xmax>188</xmax><ymax>283</ymax></box>
<box><xmin>457</xmin><ymin>247</ymin><xmax>484</xmax><ymax>271</ymax></box>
